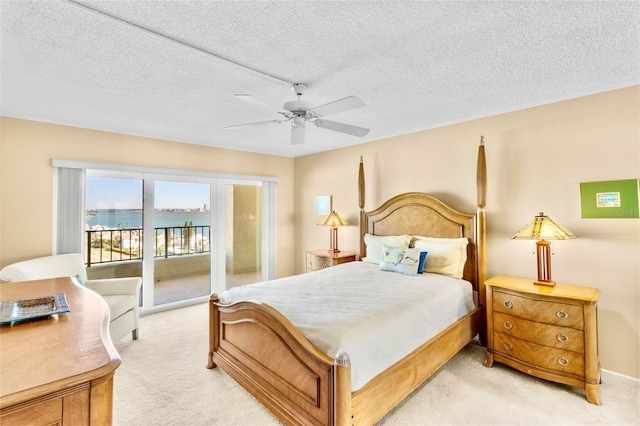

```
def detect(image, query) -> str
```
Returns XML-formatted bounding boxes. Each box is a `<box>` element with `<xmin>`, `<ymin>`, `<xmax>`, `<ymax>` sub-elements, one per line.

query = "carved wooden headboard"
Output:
<box><xmin>360</xmin><ymin>192</ymin><xmax>477</xmax><ymax>286</ymax></box>
<box><xmin>357</xmin><ymin>138</ymin><xmax>487</xmax><ymax>293</ymax></box>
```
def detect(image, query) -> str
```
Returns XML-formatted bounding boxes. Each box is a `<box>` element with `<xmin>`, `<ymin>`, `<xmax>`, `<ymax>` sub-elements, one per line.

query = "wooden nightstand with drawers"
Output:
<box><xmin>484</xmin><ymin>275</ymin><xmax>601</xmax><ymax>405</ymax></box>
<box><xmin>305</xmin><ymin>250</ymin><xmax>356</xmax><ymax>272</ymax></box>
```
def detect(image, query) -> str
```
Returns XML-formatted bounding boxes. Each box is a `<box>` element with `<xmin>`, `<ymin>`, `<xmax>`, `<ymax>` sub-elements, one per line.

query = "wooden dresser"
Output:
<box><xmin>484</xmin><ymin>275</ymin><xmax>600</xmax><ymax>405</ymax></box>
<box><xmin>0</xmin><ymin>277</ymin><xmax>121</xmax><ymax>425</ymax></box>
<box><xmin>305</xmin><ymin>250</ymin><xmax>356</xmax><ymax>272</ymax></box>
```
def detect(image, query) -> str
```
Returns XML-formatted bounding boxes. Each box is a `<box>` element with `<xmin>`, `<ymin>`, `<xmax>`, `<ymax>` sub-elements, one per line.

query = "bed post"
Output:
<box><xmin>334</xmin><ymin>352</ymin><xmax>352</xmax><ymax>426</ymax></box>
<box><xmin>476</xmin><ymin>136</ymin><xmax>488</xmax><ymax>345</ymax></box>
<box><xmin>207</xmin><ymin>293</ymin><xmax>219</xmax><ymax>369</ymax></box>
<box><xmin>358</xmin><ymin>156</ymin><xmax>366</xmax><ymax>259</ymax></box>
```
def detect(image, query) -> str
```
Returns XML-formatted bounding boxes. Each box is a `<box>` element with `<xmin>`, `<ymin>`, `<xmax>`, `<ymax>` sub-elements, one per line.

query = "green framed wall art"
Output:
<box><xmin>579</xmin><ymin>179</ymin><xmax>640</xmax><ymax>218</ymax></box>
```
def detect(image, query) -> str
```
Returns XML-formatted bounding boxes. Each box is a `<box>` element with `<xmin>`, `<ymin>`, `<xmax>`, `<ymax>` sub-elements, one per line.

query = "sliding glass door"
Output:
<box><xmin>63</xmin><ymin>162</ymin><xmax>276</xmax><ymax>315</ymax></box>
<box><xmin>224</xmin><ymin>184</ymin><xmax>263</xmax><ymax>289</ymax></box>
<box><xmin>84</xmin><ymin>175</ymin><xmax>144</xmax><ymax>282</ymax></box>
<box><xmin>152</xmin><ymin>180</ymin><xmax>211</xmax><ymax>306</ymax></box>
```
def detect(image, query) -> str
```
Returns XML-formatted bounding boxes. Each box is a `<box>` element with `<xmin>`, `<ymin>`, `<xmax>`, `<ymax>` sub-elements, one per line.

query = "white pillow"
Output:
<box><xmin>412</xmin><ymin>236</ymin><xmax>468</xmax><ymax>279</ymax></box>
<box><xmin>379</xmin><ymin>245</ymin><xmax>421</xmax><ymax>276</ymax></box>
<box><xmin>362</xmin><ymin>234</ymin><xmax>411</xmax><ymax>264</ymax></box>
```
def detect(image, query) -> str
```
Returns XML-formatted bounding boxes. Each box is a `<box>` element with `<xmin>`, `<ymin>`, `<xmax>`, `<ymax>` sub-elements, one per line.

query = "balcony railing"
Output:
<box><xmin>86</xmin><ymin>226</ymin><xmax>210</xmax><ymax>266</ymax></box>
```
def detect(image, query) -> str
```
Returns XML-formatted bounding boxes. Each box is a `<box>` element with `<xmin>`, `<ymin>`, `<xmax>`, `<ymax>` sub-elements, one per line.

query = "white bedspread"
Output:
<box><xmin>220</xmin><ymin>261</ymin><xmax>476</xmax><ymax>390</ymax></box>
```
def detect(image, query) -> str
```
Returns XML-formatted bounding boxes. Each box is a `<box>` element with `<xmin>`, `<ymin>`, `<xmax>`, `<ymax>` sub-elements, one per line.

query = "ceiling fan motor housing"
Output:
<box><xmin>283</xmin><ymin>100</ymin><xmax>313</xmax><ymax>113</ymax></box>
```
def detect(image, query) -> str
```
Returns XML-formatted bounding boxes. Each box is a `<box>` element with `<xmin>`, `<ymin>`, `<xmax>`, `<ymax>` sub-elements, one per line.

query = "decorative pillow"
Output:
<box><xmin>379</xmin><ymin>245</ymin><xmax>421</xmax><ymax>276</ymax></box>
<box><xmin>417</xmin><ymin>250</ymin><xmax>428</xmax><ymax>274</ymax></box>
<box><xmin>412</xmin><ymin>236</ymin><xmax>468</xmax><ymax>279</ymax></box>
<box><xmin>362</xmin><ymin>234</ymin><xmax>411</xmax><ymax>264</ymax></box>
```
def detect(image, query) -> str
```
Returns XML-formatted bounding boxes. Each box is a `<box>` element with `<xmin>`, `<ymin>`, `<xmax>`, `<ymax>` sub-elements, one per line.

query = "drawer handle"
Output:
<box><xmin>557</xmin><ymin>357</ymin><xmax>570</xmax><ymax>366</ymax></box>
<box><xmin>503</xmin><ymin>300</ymin><xmax>513</xmax><ymax>309</ymax></box>
<box><xmin>503</xmin><ymin>321</ymin><xmax>513</xmax><ymax>330</ymax></box>
<box><xmin>323</xmin><ymin>264</ymin><xmax>329</xmax><ymax>269</ymax></box>
<box><xmin>556</xmin><ymin>310</ymin><xmax>569</xmax><ymax>320</ymax></box>
<box><xmin>557</xmin><ymin>333</ymin><xmax>569</xmax><ymax>343</ymax></box>
<box><xmin>504</xmin><ymin>342</ymin><xmax>513</xmax><ymax>351</ymax></box>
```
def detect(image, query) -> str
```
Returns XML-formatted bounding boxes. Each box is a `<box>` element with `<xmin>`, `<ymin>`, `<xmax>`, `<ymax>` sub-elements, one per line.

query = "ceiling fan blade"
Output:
<box><xmin>313</xmin><ymin>119</ymin><xmax>370</xmax><ymax>137</ymax></box>
<box><xmin>224</xmin><ymin>120</ymin><xmax>283</xmax><ymax>130</ymax></box>
<box><xmin>291</xmin><ymin>122</ymin><xmax>305</xmax><ymax>145</ymax></box>
<box><xmin>310</xmin><ymin>96</ymin><xmax>365</xmax><ymax>117</ymax></box>
<box><xmin>234</xmin><ymin>94</ymin><xmax>280</xmax><ymax>112</ymax></box>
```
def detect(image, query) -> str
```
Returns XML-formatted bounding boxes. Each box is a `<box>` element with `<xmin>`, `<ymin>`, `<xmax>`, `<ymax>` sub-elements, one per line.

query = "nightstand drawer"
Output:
<box><xmin>493</xmin><ymin>290</ymin><xmax>584</xmax><ymax>329</ymax></box>
<box><xmin>305</xmin><ymin>250</ymin><xmax>356</xmax><ymax>272</ymax></box>
<box><xmin>494</xmin><ymin>332</ymin><xmax>585</xmax><ymax>377</ymax></box>
<box><xmin>308</xmin><ymin>256</ymin><xmax>333</xmax><ymax>270</ymax></box>
<box><xmin>493</xmin><ymin>312</ymin><xmax>584</xmax><ymax>353</ymax></box>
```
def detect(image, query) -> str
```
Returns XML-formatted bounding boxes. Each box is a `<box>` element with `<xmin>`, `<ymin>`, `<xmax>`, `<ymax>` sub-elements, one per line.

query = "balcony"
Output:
<box><xmin>85</xmin><ymin>226</ymin><xmax>260</xmax><ymax>304</ymax></box>
<box><xmin>86</xmin><ymin>225</ymin><xmax>210</xmax><ymax>266</ymax></box>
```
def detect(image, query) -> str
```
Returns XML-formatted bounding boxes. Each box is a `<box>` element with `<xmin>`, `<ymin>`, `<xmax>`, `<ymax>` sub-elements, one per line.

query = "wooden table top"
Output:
<box><xmin>0</xmin><ymin>277</ymin><xmax>120</xmax><ymax>408</ymax></box>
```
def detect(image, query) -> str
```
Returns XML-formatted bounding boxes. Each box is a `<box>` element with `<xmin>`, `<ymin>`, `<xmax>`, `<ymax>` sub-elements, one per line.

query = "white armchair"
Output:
<box><xmin>0</xmin><ymin>253</ymin><xmax>141</xmax><ymax>343</ymax></box>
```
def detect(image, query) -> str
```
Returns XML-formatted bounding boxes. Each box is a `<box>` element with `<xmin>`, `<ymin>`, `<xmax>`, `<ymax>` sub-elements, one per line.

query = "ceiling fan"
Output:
<box><xmin>225</xmin><ymin>83</ymin><xmax>370</xmax><ymax>145</ymax></box>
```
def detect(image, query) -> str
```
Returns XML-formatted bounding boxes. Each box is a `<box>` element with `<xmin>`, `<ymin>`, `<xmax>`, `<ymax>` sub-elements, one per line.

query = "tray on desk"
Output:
<box><xmin>0</xmin><ymin>293</ymin><xmax>70</xmax><ymax>324</ymax></box>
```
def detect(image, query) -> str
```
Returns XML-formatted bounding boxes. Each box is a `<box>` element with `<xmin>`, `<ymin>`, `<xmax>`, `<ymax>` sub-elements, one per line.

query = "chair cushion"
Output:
<box><xmin>102</xmin><ymin>294</ymin><xmax>135</xmax><ymax>321</ymax></box>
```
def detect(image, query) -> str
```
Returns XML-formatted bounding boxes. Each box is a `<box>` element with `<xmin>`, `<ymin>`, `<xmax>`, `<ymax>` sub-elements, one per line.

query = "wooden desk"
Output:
<box><xmin>0</xmin><ymin>277</ymin><xmax>121</xmax><ymax>425</ymax></box>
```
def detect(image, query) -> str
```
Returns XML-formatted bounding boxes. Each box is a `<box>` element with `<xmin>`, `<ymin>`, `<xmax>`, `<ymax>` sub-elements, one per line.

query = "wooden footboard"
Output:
<box><xmin>207</xmin><ymin>294</ymin><xmax>351</xmax><ymax>426</ymax></box>
<box><xmin>351</xmin><ymin>306</ymin><xmax>483</xmax><ymax>425</ymax></box>
<box><xmin>208</xmin><ymin>294</ymin><xmax>482</xmax><ymax>426</ymax></box>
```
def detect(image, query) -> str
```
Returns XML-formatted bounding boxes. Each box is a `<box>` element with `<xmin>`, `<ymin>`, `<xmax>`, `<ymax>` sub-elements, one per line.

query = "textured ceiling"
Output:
<box><xmin>1</xmin><ymin>1</ymin><xmax>638</xmax><ymax>157</ymax></box>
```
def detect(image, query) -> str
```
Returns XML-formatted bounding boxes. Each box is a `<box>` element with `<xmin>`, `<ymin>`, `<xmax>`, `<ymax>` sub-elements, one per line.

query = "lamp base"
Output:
<box><xmin>534</xmin><ymin>280</ymin><xmax>556</xmax><ymax>287</ymax></box>
<box><xmin>328</xmin><ymin>249</ymin><xmax>341</xmax><ymax>254</ymax></box>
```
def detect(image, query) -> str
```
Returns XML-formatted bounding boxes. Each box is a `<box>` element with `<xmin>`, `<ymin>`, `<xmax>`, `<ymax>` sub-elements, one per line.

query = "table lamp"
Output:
<box><xmin>510</xmin><ymin>212</ymin><xmax>575</xmax><ymax>287</ymax></box>
<box><xmin>317</xmin><ymin>211</ymin><xmax>350</xmax><ymax>253</ymax></box>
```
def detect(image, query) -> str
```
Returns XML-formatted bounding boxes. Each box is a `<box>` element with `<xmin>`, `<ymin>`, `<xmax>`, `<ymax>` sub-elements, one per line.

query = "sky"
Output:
<box><xmin>86</xmin><ymin>177</ymin><xmax>210</xmax><ymax>210</ymax></box>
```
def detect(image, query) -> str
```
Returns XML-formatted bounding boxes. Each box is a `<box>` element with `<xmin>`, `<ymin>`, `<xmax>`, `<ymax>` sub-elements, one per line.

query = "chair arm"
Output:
<box><xmin>85</xmin><ymin>277</ymin><xmax>142</xmax><ymax>297</ymax></box>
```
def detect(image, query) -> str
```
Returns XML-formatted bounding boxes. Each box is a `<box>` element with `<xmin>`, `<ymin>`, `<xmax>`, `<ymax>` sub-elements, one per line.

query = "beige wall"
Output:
<box><xmin>0</xmin><ymin>117</ymin><xmax>295</xmax><ymax>278</ymax></box>
<box><xmin>294</xmin><ymin>86</ymin><xmax>640</xmax><ymax>379</ymax></box>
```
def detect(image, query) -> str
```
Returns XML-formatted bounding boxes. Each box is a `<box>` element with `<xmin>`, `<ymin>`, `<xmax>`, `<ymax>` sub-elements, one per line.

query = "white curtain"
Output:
<box><xmin>54</xmin><ymin>167</ymin><xmax>85</xmax><ymax>255</ymax></box>
<box><xmin>262</xmin><ymin>180</ymin><xmax>277</xmax><ymax>281</ymax></box>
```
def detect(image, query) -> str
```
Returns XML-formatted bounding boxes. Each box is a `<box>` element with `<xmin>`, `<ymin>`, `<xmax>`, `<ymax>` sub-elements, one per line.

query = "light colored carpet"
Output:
<box><xmin>114</xmin><ymin>302</ymin><xmax>639</xmax><ymax>426</ymax></box>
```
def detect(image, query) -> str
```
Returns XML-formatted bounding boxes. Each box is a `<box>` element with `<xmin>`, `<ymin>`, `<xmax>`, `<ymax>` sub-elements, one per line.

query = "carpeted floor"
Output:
<box><xmin>113</xmin><ymin>302</ymin><xmax>639</xmax><ymax>426</ymax></box>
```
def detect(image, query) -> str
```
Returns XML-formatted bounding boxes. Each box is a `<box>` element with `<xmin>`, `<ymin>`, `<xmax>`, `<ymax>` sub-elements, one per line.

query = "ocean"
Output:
<box><xmin>85</xmin><ymin>210</ymin><xmax>210</xmax><ymax>229</ymax></box>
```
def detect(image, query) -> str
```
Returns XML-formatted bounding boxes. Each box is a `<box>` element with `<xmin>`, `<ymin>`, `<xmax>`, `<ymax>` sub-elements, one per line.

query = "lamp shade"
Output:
<box><xmin>511</xmin><ymin>212</ymin><xmax>575</xmax><ymax>287</ymax></box>
<box><xmin>510</xmin><ymin>212</ymin><xmax>575</xmax><ymax>241</ymax></box>
<box><xmin>317</xmin><ymin>211</ymin><xmax>349</xmax><ymax>253</ymax></box>
<box><xmin>317</xmin><ymin>211</ymin><xmax>350</xmax><ymax>227</ymax></box>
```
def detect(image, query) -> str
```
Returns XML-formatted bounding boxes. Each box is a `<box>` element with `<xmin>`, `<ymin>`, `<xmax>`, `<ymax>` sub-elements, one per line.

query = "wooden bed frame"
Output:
<box><xmin>208</xmin><ymin>140</ymin><xmax>488</xmax><ymax>425</ymax></box>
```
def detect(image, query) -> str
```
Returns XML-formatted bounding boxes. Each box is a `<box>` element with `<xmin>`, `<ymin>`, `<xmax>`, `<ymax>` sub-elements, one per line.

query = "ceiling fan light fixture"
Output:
<box><xmin>293</xmin><ymin>116</ymin><xmax>306</xmax><ymax>128</ymax></box>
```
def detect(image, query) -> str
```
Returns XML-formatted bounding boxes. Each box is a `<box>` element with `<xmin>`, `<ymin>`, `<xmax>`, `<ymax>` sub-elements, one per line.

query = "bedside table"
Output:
<box><xmin>305</xmin><ymin>250</ymin><xmax>356</xmax><ymax>272</ymax></box>
<box><xmin>484</xmin><ymin>275</ymin><xmax>601</xmax><ymax>405</ymax></box>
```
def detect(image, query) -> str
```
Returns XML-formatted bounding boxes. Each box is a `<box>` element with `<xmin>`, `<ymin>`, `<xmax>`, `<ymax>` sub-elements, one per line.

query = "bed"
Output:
<box><xmin>207</xmin><ymin>140</ymin><xmax>488</xmax><ymax>425</ymax></box>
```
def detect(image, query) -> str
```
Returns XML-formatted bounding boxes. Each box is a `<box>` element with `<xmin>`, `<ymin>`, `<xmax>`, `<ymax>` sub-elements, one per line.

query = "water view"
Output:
<box><xmin>86</xmin><ymin>210</ymin><xmax>210</xmax><ymax>229</ymax></box>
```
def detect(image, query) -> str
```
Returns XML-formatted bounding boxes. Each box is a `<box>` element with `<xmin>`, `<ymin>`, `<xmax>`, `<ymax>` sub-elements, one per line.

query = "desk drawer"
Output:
<box><xmin>1</xmin><ymin>397</ymin><xmax>62</xmax><ymax>426</ymax></box>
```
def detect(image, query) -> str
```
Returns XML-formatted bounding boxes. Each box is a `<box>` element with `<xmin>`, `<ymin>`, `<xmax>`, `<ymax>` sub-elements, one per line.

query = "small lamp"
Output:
<box><xmin>317</xmin><ymin>211</ymin><xmax>350</xmax><ymax>253</ymax></box>
<box><xmin>510</xmin><ymin>212</ymin><xmax>576</xmax><ymax>287</ymax></box>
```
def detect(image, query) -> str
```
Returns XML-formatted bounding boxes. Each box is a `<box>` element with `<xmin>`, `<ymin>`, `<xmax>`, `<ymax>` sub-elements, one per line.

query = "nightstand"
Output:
<box><xmin>484</xmin><ymin>275</ymin><xmax>601</xmax><ymax>405</ymax></box>
<box><xmin>305</xmin><ymin>250</ymin><xmax>356</xmax><ymax>272</ymax></box>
